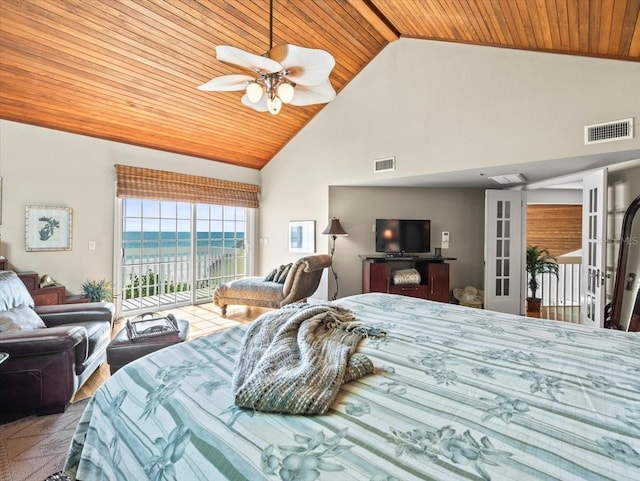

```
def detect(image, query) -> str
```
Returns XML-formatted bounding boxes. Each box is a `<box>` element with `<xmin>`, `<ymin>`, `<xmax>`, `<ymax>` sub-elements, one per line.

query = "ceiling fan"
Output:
<box><xmin>197</xmin><ymin>0</ymin><xmax>336</xmax><ymax>115</ymax></box>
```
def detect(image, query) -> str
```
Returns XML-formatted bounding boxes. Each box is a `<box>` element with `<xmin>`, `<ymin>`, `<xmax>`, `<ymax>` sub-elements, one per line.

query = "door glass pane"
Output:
<box><xmin>497</xmin><ymin>201</ymin><xmax>503</xmax><ymax>218</ymax></box>
<box><xmin>160</xmin><ymin>201</ymin><xmax>176</xmax><ymax>218</ymax></box>
<box><xmin>504</xmin><ymin>201</ymin><xmax>510</xmax><ymax>218</ymax></box>
<box><xmin>496</xmin><ymin>259</ymin><xmax>502</xmax><ymax>276</ymax></box>
<box><xmin>142</xmin><ymin>199</ymin><xmax>160</xmax><ymax>218</ymax></box>
<box><xmin>124</xmin><ymin>199</ymin><xmax>142</xmax><ymax>217</ymax></box>
<box><xmin>497</xmin><ymin>220</ymin><xmax>502</xmax><ymax>237</ymax></box>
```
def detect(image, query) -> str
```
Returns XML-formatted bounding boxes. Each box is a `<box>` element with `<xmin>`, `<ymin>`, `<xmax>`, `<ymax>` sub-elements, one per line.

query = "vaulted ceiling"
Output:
<box><xmin>1</xmin><ymin>1</ymin><xmax>639</xmax><ymax>170</ymax></box>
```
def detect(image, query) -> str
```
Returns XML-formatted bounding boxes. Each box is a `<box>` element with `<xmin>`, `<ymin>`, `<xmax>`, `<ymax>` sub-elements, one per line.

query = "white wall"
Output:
<box><xmin>260</xmin><ymin>39</ymin><xmax>640</xmax><ymax>298</ymax></box>
<box><xmin>0</xmin><ymin>120</ymin><xmax>260</xmax><ymax>294</ymax></box>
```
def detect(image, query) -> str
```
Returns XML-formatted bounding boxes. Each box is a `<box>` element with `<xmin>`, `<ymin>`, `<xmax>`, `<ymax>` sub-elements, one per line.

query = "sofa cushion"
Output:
<box><xmin>216</xmin><ymin>277</ymin><xmax>285</xmax><ymax>302</ymax></box>
<box><xmin>0</xmin><ymin>270</ymin><xmax>35</xmax><ymax>310</ymax></box>
<box><xmin>0</xmin><ymin>306</ymin><xmax>46</xmax><ymax>332</ymax></box>
<box><xmin>70</xmin><ymin>320</ymin><xmax>111</xmax><ymax>374</ymax></box>
<box><xmin>76</xmin><ymin>320</ymin><xmax>111</xmax><ymax>356</ymax></box>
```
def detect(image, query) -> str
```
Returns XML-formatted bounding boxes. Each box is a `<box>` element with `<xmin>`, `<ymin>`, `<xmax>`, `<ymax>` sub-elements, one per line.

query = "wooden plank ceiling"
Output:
<box><xmin>1</xmin><ymin>1</ymin><xmax>639</xmax><ymax>170</ymax></box>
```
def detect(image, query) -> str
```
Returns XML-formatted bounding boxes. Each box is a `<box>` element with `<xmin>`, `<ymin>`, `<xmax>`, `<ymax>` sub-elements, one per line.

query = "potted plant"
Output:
<box><xmin>526</xmin><ymin>245</ymin><xmax>558</xmax><ymax>312</ymax></box>
<box><xmin>81</xmin><ymin>279</ymin><xmax>113</xmax><ymax>302</ymax></box>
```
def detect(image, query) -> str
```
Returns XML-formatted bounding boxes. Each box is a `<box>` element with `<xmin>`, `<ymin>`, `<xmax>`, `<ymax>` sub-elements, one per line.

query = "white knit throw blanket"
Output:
<box><xmin>232</xmin><ymin>303</ymin><xmax>384</xmax><ymax>415</ymax></box>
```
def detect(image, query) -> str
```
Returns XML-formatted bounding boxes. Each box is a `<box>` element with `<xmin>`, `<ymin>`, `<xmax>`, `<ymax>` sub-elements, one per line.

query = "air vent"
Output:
<box><xmin>489</xmin><ymin>174</ymin><xmax>527</xmax><ymax>185</ymax></box>
<box><xmin>374</xmin><ymin>156</ymin><xmax>396</xmax><ymax>173</ymax></box>
<box><xmin>585</xmin><ymin>118</ymin><xmax>633</xmax><ymax>145</ymax></box>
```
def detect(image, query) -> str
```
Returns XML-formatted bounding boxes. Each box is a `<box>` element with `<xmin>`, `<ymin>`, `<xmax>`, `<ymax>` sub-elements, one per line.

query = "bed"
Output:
<box><xmin>64</xmin><ymin>293</ymin><xmax>640</xmax><ymax>481</ymax></box>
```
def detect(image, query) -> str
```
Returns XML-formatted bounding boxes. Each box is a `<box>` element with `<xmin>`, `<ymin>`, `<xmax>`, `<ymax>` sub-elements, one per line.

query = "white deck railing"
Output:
<box><xmin>531</xmin><ymin>257</ymin><xmax>582</xmax><ymax>307</ymax></box>
<box><xmin>121</xmin><ymin>252</ymin><xmax>245</xmax><ymax>313</ymax></box>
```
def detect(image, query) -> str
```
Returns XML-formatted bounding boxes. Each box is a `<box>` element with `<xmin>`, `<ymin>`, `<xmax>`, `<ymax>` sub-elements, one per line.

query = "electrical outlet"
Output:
<box><xmin>88</xmin><ymin>241</ymin><xmax>96</xmax><ymax>250</ymax></box>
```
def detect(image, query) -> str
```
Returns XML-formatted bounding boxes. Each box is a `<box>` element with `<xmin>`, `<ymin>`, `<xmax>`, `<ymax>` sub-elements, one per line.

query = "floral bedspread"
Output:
<box><xmin>64</xmin><ymin>293</ymin><xmax>640</xmax><ymax>481</ymax></box>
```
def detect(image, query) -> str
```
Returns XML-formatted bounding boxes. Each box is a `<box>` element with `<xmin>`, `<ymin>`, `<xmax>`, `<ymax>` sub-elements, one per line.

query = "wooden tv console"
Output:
<box><xmin>360</xmin><ymin>254</ymin><xmax>454</xmax><ymax>303</ymax></box>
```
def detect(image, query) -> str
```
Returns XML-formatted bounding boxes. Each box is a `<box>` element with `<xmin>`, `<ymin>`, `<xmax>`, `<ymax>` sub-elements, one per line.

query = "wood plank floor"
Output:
<box><xmin>72</xmin><ymin>303</ymin><xmax>269</xmax><ymax>402</ymax></box>
<box><xmin>527</xmin><ymin>306</ymin><xmax>581</xmax><ymax>323</ymax></box>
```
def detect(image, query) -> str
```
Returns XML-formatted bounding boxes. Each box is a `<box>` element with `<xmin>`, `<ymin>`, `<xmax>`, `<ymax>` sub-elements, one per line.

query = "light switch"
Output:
<box><xmin>441</xmin><ymin>231</ymin><xmax>450</xmax><ymax>249</ymax></box>
<box><xmin>88</xmin><ymin>241</ymin><xmax>96</xmax><ymax>250</ymax></box>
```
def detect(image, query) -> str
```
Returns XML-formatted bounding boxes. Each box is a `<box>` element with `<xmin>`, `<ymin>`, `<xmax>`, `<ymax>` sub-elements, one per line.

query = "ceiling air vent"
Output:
<box><xmin>489</xmin><ymin>174</ymin><xmax>527</xmax><ymax>185</ymax></box>
<box><xmin>374</xmin><ymin>156</ymin><xmax>396</xmax><ymax>173</ymax></box>
<box><xmin>585</xmin><ymin>118</ymin><xmax>633</xmax><ymax>145</ymax></box>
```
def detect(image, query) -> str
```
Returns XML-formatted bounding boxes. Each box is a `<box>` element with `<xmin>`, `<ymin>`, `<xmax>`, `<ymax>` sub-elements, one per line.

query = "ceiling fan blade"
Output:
<box><xmin>289</xmin><ymin>80</ymin><xmax>336</xmax><ymax>106</ymax></box>
<box><xmin>270</xmin><ymin>44</ymin><xmax>335</xmax><ymax>86</ymax></box>
<box><xmin>216</xmin><ymin>45</ymin><xmax>282</xmax><ymax>73</ymax></box>
<box><xmin>197</xmin><ymin>74</ymin><xmax>254</xmax><ymax>91</ymax></box>
<box><xmin>241</xmin><ymin>93</ymin><xmax>268</xmax><ymax>112</ymax></box>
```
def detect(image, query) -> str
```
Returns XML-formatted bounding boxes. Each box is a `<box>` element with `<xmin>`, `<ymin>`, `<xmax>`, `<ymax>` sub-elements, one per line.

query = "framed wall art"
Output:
<box><xmin>26</xmin><ymin>206</ymin><xmax>73</xmax><ymax>251</ymax></box>
<box><xmin>288</xmin><ymin>220</ymin><xmax>315</xmax><ymax>253</ymax></box>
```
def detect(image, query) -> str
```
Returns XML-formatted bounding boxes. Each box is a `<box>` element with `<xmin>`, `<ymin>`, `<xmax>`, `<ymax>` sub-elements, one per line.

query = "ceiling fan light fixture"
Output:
<box><xmin>246</xmin><ymin>82</ymin><xmax>264</xmax><ymax>103</ymax></box>
<box><xmin>277</xmin><ymin>82</ymin><xmax>294</xmax><ymax>104</ymax></box>
<box><xmin>198</xmin><ymin>0</ymin><xmax>335</xmax><ymax>115</ymax></box>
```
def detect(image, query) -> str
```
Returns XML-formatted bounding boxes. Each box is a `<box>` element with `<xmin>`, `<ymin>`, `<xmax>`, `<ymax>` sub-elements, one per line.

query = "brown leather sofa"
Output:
<box><xmin>0</xmin><ymin>271</ymin><xmax>114</xmax><ymax>415</ymax></box>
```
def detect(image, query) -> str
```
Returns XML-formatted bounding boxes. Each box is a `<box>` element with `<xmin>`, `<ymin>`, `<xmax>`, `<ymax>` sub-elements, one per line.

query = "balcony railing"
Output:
<box><xmin>121</xmin><ymin>252</ymin><xmax>245</xmax><ymax>313</ymax></box>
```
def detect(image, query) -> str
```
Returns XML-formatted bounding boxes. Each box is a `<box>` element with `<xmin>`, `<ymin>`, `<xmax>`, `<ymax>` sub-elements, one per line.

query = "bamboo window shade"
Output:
<box><xmin>115</xmin><ymin>165</ymin><xmax>259</xmax><ymax>208</ymax></box>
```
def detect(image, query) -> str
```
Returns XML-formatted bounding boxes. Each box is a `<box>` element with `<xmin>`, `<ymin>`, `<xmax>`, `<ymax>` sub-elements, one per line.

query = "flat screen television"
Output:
<box><xmin>375</xmin><ymin>219</ymin><xmax>431</xmax><ymax>255</ymax></box>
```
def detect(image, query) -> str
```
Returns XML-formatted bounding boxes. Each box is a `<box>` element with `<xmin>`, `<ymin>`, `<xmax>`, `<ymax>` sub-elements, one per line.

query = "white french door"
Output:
<box><xmin>484</xmin><ymin>190</ymin><xmax>525</xmax><ymax>314</ymax></box>
<box><xmin>581</xmin><ymin>169</ymin><xmax>608</xmax><ymax>327</ymax></box>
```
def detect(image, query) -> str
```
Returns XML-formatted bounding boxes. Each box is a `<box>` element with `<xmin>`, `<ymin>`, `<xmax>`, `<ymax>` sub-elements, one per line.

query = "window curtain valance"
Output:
<box><xmin>115</xmin><ymin>165</ymin><xmax>259</xmax><ymax>208</ymax></box>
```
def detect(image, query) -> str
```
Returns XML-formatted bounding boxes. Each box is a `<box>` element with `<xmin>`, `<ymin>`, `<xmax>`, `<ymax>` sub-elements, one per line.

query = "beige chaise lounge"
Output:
<box><xmin>213</xmin><ymin>254</ymin><xmax>332</xmax><ymax>316</ymax></box>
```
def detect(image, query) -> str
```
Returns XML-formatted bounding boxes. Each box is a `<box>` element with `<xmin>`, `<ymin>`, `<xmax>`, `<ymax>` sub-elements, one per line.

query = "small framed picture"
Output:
<box><xmin>26</xmin><ymin>206</ymin><xmax>73</xmax><ymax>251</ymax></box>
<box><xmin>288</xmin><ymin>220</ymin><xmax>315</xmax><ymax>253</ymax></box>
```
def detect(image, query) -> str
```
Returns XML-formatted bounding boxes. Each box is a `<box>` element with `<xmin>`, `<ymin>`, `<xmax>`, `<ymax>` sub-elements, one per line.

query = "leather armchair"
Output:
<box><xmin>0</xmin><ymin>272</ymin><xmax>114</xmax><ymax>415</ymax></box>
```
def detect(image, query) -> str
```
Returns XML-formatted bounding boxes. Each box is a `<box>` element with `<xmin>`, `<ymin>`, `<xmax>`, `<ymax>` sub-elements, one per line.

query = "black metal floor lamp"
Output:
<box><xmin>322</xmin><ymin>218</ymin><xmax>347</xmax><ymax>300</ymax></box>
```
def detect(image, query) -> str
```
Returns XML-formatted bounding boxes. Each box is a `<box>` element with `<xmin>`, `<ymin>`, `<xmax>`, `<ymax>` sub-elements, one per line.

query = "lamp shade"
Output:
<box><xmin>322</xmin><ymin>218</ymin><xmax>347</xmax><ymax>236</ymax></box>
<box><xmin>246</xmin><ymin>82</ymin><xmax>264</xmax><ymax>103</ymax></box>
<box><xmin>277</xmin><ymin>82</ymin><xmax>295</xmax><ymax>104</ymax></box>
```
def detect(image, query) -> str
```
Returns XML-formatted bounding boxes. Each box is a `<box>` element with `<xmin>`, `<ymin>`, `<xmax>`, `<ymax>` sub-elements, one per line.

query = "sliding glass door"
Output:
<box><xmin>120</xmin><ymin>198</ymin><xmax>248</xmax><ymax>313</ymax></box>
<box><xmin>194</xmin><ymin>204</ymin><xmax>247</xmax><ymax>303</ymax></box>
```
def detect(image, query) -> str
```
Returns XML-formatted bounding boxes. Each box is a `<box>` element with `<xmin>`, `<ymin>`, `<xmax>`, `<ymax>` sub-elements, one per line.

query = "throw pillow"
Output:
<box><xmin>276</xmin><ymin>263</ymin><xmax>293</xmax><ymax>283</ymax></box>
<box><xmin>0</xmin><ymin>270</ymin><xmax>35</xmax><ymax>311</ymax></box>
<box><xmin>263</xmin><ymin>268</ymin><xmax>278</xmax><ymax>282</ymax></box>
<box><xmin>0</xmin><ymin>306</ymin><xmax>46</xmax><ymax>333</ymax></box>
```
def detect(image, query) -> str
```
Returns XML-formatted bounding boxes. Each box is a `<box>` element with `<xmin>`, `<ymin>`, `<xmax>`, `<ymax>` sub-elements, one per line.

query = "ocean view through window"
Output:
<box><xmin>121</xmin><ymin>199</ymin><xmax>247</xmax><ymax>313</ymax></box>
